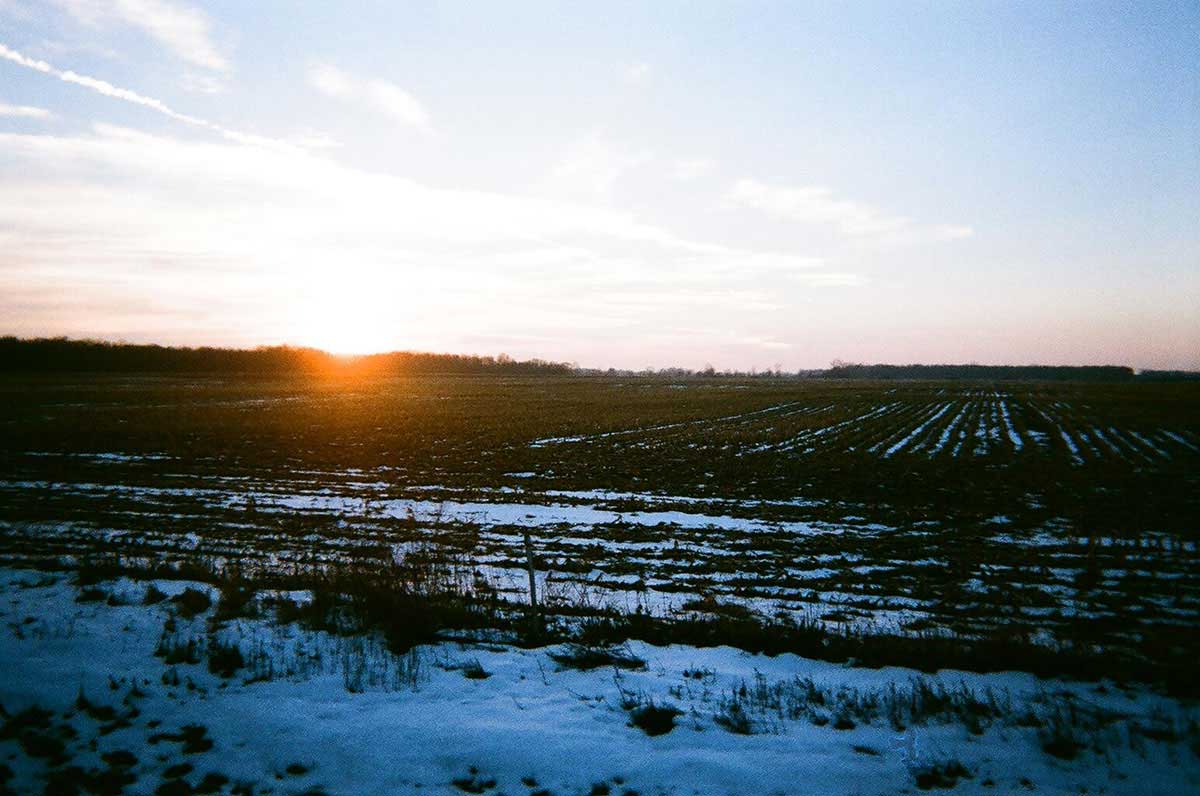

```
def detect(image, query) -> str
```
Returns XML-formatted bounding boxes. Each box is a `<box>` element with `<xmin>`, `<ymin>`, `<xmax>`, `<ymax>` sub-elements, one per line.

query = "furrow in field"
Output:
<box><xmin>1087</xmin><ymin>427</ymin><xmax>1128</xmax><ymax>462</ymax></box>
<box><xmin>1030</xmin><ymin>404</ymin><xmax>1084</xmax><ymax>465</ymax></box>
<box><xmin>742</xmin><ymin>401</ymin><xmax>903</xmax><ymax>455</ymax></box>
<box><xmin>1074</xmin><ymin>428</ymin><xmax>1105</xmax><ymax>460</ymax></box>
<box><xmin>1014</xmin><ymin>400</ymin><xmax>1051</xmax><ymax>450</ymax></box>
<box><xmin>926</xmin><ymin>400</ymin><xmax>969</xmax><ymax>456</ymax></box>
<box><xmin>1159</xmin><ymin>430</ymin><xmax>1199</xmax><ymax>453</ymax></box>
<box><xmin>1103</xmin><ymin>427</ymin><xmax>1157</xmax><ymax>463</ymax></box>
<box><xmin>1126</xmin><ymin>430</ymin><xmax>1171</xmax><ymax>459</ymax></box>
<box><xmin>665</xmin><ymin>402</ymin><xmax>840</xmax><ymax>450</ymax></box>
<box><xmin>1060</xmin><ymin>429</ymin><xmax>1085</xmax><ymax>464</ymax></box>
<box><xmin>854</xmin><ymin>402</ymin><xmax>939</xmax><ymax>456</ymax></box>
<box><xmin>881</xmin><ymin>403</ymin><xmax>955</xmax><ymax>458</ymax></box>
<box><xmin>972</xmin><ymin>398</ymin><xmax>993</xmax><ymax>456</ymax></box>
<box><xmin>806</xmin><ymin>400</ymin><xmax>920</xmax><ymax>455</ymax></box>
<box><xmin>950</xmin><ymin>398</ymin><xmax>981</xmax><ymax>457</ymax></box>
<box><xmin>919</xmin><ymin>397</ymin><xmax>970</xmax><ymax>453</ymax></box>
<box><xmin>850</xmin><ymin>402</ymin><xmax>916</xmax><ymax>452</ymax></box>
<box><xmin>529</xmin><ymin>401</ymin><xmax>805</xmax><ymax>447</ymax></box>
<box><xmin>712</xmin><ymin>403</ymin><xmax>840</xmax><ymax>453</ymax></box>
<box><xmin>777</xmin><ymin>405</ymin><xmax>872</xmax><ymax>455</ymax></box>
<box><xmin>997</xmin><ymin>396</ymin><xmax>1024</xmax><ymax>451</ymax></box>
<box><xmin>987</xmin><ymin>399</ymin><xmax>1002</xmax><ymax>444</ymax></box>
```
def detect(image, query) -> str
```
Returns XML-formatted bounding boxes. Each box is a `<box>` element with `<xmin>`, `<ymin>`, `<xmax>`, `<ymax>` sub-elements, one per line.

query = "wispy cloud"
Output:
<box><xmin>308</xmin><ymin>63</ymin><xmax>432</xmax><ymax>133</ymax></box>
<box><xmin>51</xmin><ymin>0</ymin><xmax>227</xmax><ymax>71</ymax></box>
<box><xmin>728</xmin><ymin>178</ymin><xmax>973</xmax><ymax>242</ymax></box>
<box><xmin>0</xmin><ymin>43</ymin><xmax>285</xmax><ymax>148</ymax></box>
<box><xmin>0</xmin><ymin>100</ymin><xmax>52</xmax><ymax>118</ymax></box>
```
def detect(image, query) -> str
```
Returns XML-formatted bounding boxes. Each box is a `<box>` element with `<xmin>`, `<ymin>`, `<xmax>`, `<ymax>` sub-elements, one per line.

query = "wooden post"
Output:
<box><xmin>523</xmin><ymin>531</ymin><xmax>540</xmax><ymax>627</ymax></box>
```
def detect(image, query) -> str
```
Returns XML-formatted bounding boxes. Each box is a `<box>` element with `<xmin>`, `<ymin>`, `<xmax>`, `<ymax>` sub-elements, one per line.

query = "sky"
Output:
<box><xmin>0</xmin><ymin>1</ymin><xmax>1196</xmax><ymax>370</ymax></box>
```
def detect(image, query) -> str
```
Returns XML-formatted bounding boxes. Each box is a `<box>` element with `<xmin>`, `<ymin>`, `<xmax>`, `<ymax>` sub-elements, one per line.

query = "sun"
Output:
<box><xmin>300</xmin><ymin>317</ymin><xmax>391</xmax><ymax>355</ymax></box>
<box><xmin>285</xmin><ymin>292</ymin><xmax>399</xmax><ymax>355</ymax></box>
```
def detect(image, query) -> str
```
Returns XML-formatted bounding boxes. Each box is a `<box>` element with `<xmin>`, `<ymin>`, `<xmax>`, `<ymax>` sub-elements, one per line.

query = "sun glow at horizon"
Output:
<box><xmin>285</xmin><ymin>307</ymin><xmax>401</xmax><ymax>357</ymax></box>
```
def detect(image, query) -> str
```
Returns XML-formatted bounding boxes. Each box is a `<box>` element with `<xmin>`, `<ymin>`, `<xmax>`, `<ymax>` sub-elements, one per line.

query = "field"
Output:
<box><xmin>1</xmin><ymin>373</ymin><xmax>1198</xmax><ymax>794</ymax></box>
<box><xmin>2</xmin><ymin>375</ymin><xmax>1197</xmax><ymax>655</ymax></box>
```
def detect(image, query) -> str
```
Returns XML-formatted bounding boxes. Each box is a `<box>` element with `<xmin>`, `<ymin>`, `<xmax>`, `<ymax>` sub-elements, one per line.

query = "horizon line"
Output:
<box><xmin>4</xmin><ymin>335</ymin><xmax>1195</xmax><ymax>376</ymax></box>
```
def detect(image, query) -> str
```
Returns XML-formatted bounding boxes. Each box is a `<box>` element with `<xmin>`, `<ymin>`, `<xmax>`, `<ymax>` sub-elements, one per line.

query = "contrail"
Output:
<box><xmin>0</xmin><ymin>42</ymin><xmax>283</xmax><ymax>148</ymax></box>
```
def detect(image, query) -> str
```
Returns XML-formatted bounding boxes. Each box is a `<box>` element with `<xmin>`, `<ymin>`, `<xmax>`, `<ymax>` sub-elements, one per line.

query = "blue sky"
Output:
<box><xmin>0</xmin><ymin>1</ymin><xmax>1196</xmax><ymax>369</ymax></box>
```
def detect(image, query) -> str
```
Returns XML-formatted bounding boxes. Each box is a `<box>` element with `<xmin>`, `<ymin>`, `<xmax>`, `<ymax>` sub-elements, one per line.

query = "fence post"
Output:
<box><xmin>523</xmin><ymin>531</ymin><xmax>540</xmax><ymax>631</ymax></box>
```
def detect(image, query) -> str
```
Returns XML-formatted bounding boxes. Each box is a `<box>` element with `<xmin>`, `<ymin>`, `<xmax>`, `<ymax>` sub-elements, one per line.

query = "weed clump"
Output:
<box><xmin>76</xmin><ymin>587</ymin><xmax>108</xmax><ymax>603</ymax></box>
<box><xmin>163</xmin><ymin>763</ymin><xmax>193</xmax><ymax>779</ymax></box>
<box><xmin>172</xmin><ymin>588</ymin><xmax>212</xmax><ymax>619</ymax></box>
<box><xmin>550</xmin><ymin>644</ymin><xmax>646</xmax><ymax>671</ymax></box>
<box><xmin>214</xmin><ymin>579</ymin><xmax>256</xmax><ymax>621</ymax></box>
<box><xmin>714</xmin><ymin>700</ymin><xmax>754</xmax><ymax>735</ymax></box>
<box><xmin>680</xmin><ymin>595</ymin><xmax>754</xmax><ymax>620</ymax></box>
<box><xmin>628</xmin><ymin>703</ymin><xmax>682</xmax><ymax>736</ymax></box>
<box><xmin>76</xmin><ymin>555</ymin><xmax>123</xmax><ymax>587</ymax></box>
<box><xmin>292</xmin><ymin>545</ymin><xmax>496</xmax><ymax>653</ymax></box>
<box><xmin>0</xmin><ymin>705</ymin><xmax>84</xmax><ymax>769</ymax></box>
<box><xmin>195</xmin><ymin>773</ymin><xmax>229</xmax><ymax>794</ymax></box>
<box><xmin>1035</xmin><ymin>695</ymin><xmax>1117</xmax><ymax>760</ymax></box>
<box><xmin>155</xmin><ymin>778</ymin><xmax>192</xmax><ymax>796</ymax></box>
<box><xmin>156</xmin><ymin>632</ymin><xmax>200</xmax><ymax>665</ymax></box>
<box><xmin>101</xmin><ymin>750</ymin><xmax>137</xmax><ymax>768</ymax></box>
<box><xmin>912</xmin><ymin>759</ymin><xmax>971</xmax><ymax>790</ymax></box>
<box><xmin>149</xmin><ymin>724</ymin><xmax>213</xmax><ymax>755</ymax></box>
<box><xmin>451</xmin><ymin>766</ymin><xmax>496</xmax><ymax>793</ymax></box>
<box><xmin>206</xmin><ymin>639</ymin><xmax>245</xmax><ymax>678</ymax></box>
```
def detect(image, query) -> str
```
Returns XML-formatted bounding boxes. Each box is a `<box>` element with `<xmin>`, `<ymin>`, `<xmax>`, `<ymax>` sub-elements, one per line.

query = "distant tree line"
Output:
<box><xmin>0</xmin><ymin>337</ymin><xmax>574</xmax><ymax>376</ymax></box>
<box><xmin>1</xmin><ymin>338</ymin><xmax>1193</xmax><ymax>382</ymax></box>
<box><xmin>1133</xmin><ymin>370</ymin><xmax>1200</xmax><ymax>382</ymax></box>
<box><xmin>822</xmin><ymin>362</ymin><xmax>1140</xmax><ymax>382</ymax></box>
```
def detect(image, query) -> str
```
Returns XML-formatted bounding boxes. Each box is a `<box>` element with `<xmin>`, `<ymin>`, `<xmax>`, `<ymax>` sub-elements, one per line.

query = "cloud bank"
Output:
<box><xmin>0</xmin><ymin>124</ymin><xmax>857</xmax><ymax>360</ymax></box>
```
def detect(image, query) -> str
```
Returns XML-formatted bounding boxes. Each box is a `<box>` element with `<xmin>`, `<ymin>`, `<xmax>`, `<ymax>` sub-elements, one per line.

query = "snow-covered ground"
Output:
<box><xmin>2</xmin><ymin>472</ymin><xmax>1196</xmax><ymax>656</ymax></box>
<box><xmin>1</xmin><ymin>568</ymin><xmax>1196</xmax><ymax>796</ymax></box>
